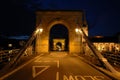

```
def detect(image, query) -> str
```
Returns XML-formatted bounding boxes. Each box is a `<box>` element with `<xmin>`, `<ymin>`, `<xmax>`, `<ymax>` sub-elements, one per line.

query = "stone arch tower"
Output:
<box><xmin>35</xmin><ymin>10</ymin><xmax>88</xmax><ymax>54</ymax></box>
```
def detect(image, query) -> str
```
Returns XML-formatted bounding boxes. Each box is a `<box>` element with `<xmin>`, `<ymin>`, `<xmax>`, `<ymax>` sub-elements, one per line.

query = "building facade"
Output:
<box><xmin>90</xmin><ymin>36</ymin><xmax>120</xmax><ymax>53</ymax></box>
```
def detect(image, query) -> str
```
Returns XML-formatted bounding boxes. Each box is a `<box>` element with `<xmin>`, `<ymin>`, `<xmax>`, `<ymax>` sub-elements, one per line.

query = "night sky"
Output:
<box><xmin>0</xmin><ymin>0</ymin><xmax>120</xmax><ymax>37</ymax></box>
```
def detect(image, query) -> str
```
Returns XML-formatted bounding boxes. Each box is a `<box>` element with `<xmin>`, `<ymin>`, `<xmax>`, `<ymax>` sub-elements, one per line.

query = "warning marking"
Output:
<box><xmin>32</xmin><ymin>66</ymin><xmax>50</xmax><ymax>78</ymax></box>
<box><xmin>63</xmin><ymin>75</ymin><xmax>105</xmax><ymax>80</ymax></box>
<box><xmin>34</xmin><ymin>58</ymin><xmax>60</xmax><ymax>79</ymax></box>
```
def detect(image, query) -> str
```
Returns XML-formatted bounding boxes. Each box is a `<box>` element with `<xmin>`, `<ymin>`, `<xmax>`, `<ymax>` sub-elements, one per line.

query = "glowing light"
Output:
<box><xmin>36</xmin><ymin>28</ymin><xmax>43</xmax><ymax>33</ymax></box>
<box><xmin>39</xmin><ymin>28</ymin><xmax>43</xmax><ymax>32</ymax></box>
<box><xmin>75</xmin><ymin>28</ymin><xmax>82</xmax><ymax>34</ymax></box>
<box><xmin>95</xmin><ymin>36</ymin><xmax>104</xmax><ymax>38</ymax></box>
<box><xmin>8</xmin><ymin>44</ymin><xmax>12</xmax><ymax>47</ymax></box>
<box><xmin>75</xmin><ymin>28</ymin><xmax>79</xmax><ymax>33</ymax></box>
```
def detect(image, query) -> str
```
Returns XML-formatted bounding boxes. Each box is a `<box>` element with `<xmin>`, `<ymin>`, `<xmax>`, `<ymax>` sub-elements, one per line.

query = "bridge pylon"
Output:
<box><xmin>35</xmin><ymin>10</ymin><xmax>88</xmax><ymax>54</ymax></box>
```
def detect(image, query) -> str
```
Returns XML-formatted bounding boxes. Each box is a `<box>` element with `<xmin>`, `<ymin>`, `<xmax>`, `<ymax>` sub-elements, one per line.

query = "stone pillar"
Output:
<box><xmin>35</xmin><ymin>32</ymin><xmax>41</xmax><ymax>54</ymax></box>
<box><xmin>69</xmin><ymin>29</ymin><xmax>82</xmax><ymax>54</ymax></box>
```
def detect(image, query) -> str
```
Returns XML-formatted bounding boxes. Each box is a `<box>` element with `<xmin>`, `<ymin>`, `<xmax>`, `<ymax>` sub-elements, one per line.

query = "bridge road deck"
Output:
<box><xmin>0</xmin><ymin>52</ymin><xmax>112</xmax><ymax>80</ymax></box>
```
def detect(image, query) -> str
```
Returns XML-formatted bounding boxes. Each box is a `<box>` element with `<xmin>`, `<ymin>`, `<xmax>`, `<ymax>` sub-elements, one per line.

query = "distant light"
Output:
<box><xmin>8</xmin><ymin>44</ymin><xmax>12</xmax><ymax>47</ymax></box>
<box><xmin>95</xmin><ymin>36</ymin><xmax>104</xmax><ymax>38</ymax></box>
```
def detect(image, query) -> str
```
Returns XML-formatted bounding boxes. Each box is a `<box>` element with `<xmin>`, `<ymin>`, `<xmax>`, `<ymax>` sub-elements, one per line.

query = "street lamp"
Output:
<box><xmin>36</xmin><ymin>28</ymin><xmax>43</xmax><ymax>34</ymax></box>
<box><xmin>75</xmin><ymin>28</ymin><xmax>79</xmax><ymax>33</ymax></box>
<box><xmin>75</xmin><ymin>28</ymin><xmax>82</xmax><ymax>34</ymax></box>
<box><xmin>39</xmin><ymin>28</ymin><xmax>43</xmax><ymax>33</ymax></box>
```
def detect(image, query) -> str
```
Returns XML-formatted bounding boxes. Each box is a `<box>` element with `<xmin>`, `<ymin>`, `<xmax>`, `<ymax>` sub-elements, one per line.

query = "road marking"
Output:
<box><xmin>54</xmin><ymin>60</ymin><xmax>60</xmax><ymax>68</ymax></box>
<box><xmin>75</xmin><ymin>75</ymin><xmax>86</xmax><ymax>80</ymax></box>
<box><xmin>34</xmin><ymin>57</ymin><xmax>42</xmax><ymax>62</ymax></box>
<box><xmin>93</xmin><ymin>76</ymin><xmax>105</xmax><ymax>80</ymax></box>
<box><xmin>0</xmin><ymin>55</ymin><xmax>41</xmax><ymax>80</ymax></box>
<box><xmin>63</xmin><ymin>75</ymin><xmax>105</xmax><ymax>80</ymax></box>
<box><xmin>44</xmin><ymin>60</ymin><xmax>51</xmax><ymax>62</ymax></box>
<box><xmin>56</xmin><ymin>72</ymin><xmax>59</xmax><ymax>80</ymax></box>
<box><xmin>32</xmin><ymin>66</ymin><xmax>50</xmax><ymax>78</ymax></box>
<box><xmin>35</xmin><ymin>59</ymin><xmax>60</xmax><ymax>68</ymax></box>
<box><xmin>63</xmin><ymin>75</ymin><xmax>74</xmax><ymax>80</ymax></box>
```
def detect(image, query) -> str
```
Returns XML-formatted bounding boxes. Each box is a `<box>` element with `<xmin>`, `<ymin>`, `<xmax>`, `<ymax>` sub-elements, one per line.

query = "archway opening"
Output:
<box><xmin>49</xmin><ymin>24</ymin><xmax>69</xmax><ymax>52</ymax></box>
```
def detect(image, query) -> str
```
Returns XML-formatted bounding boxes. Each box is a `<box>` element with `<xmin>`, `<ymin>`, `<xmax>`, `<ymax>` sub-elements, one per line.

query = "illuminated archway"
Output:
<box><xmin>35</xmin><ymin>11</ymin><xmax>88</xmax><ymax>54</ymax></box>
<box><xmin>49</xmin><ymin>24</ymin><xmax>69</xmax><ymax>51</ymax></box>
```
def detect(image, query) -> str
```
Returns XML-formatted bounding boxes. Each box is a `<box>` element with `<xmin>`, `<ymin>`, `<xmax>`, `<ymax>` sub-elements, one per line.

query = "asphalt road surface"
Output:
<box><xmin>0</xmin><ymin>52</ymin><xmax>112</xmax><ymax>80</ymax></box>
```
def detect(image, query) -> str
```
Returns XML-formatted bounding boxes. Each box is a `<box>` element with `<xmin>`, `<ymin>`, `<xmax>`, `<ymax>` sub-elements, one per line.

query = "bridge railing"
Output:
<box><xmin>80</xmin><ymin>44</ymin><xmax>101</xmax><ymax>66</ymax></box>
<box><xmin>77</xmin><ymin>23</ymin><xmax>120</xmax><ymax>78</ymax></box>
<box><xmin>8</xmin><ymin>26</ymin><xmax>42</xmax><ymax>67</ymax></box>
<box><xmin>0</xmin><ymin>49</ymin><xmax>19</xmax><ymax>63</ymax></box>
<box><xmin>102</xmin><ymin>52</ymin><xmax>120</xmax><ymax>66</ymax></box>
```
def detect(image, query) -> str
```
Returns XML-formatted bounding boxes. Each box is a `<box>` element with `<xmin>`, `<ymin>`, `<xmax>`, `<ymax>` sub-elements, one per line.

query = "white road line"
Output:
<box><xmin>56</xmin><ymin>72</ymin><xmax>59</xmax><ymax>80</ymax></box>
<box><xmin>56</xmin><ymin>60</ymin><xmax>60</xmax><ymax>68</ymax></box>
<box><xmin>0</xmin><ymin>55</ymin><xmax>41</xmax><ymax>79</ymax></box>
<box><xmin>35</xmin><ymin>59</ymin><xmax>60</xmax><ymax>68</ymax></box>
<box><xmin>34</xmin><ymin>57</ymin><xmax>42</xmax><ymax>62</ymax></box>
<box><xmin>44</xmin><ymin>60</ymin><xmax>51</xmax><ymax>62</ymax></box>
<box><xmin>53</xmin><ymin>60</ymin><xmax>59</xmax><ymax>68</ymax></box>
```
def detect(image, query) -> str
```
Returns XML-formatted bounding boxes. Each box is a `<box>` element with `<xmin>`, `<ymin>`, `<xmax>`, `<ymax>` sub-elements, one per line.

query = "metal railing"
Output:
<box><xmin>77</xmin><ymin>23</ymin><xmax>120</xmax><ymax>79</ymax></box>
<box><xmin>0</xmin><ymin>49</ymin><xmax>19</xmax><ymax>63</ymax></box>
<box><xmin>102</xmin><ymin>52</ymin><xmax>120</xmax><ymax>66</ymax></box>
